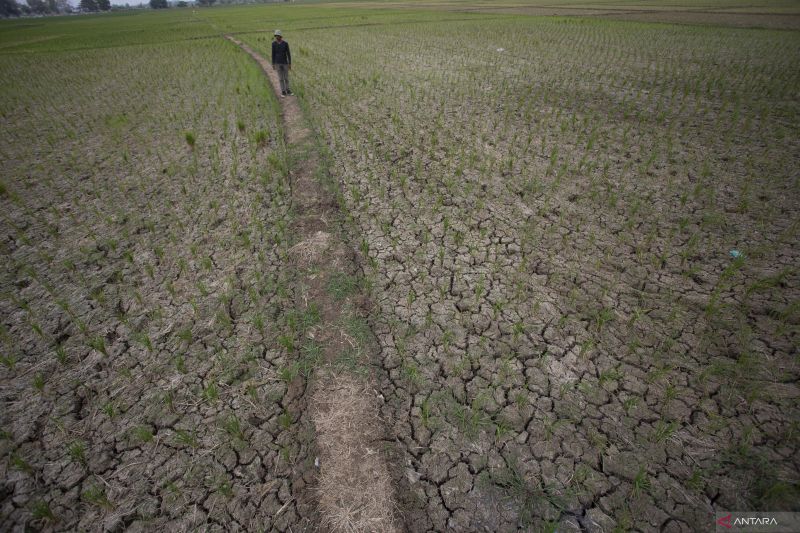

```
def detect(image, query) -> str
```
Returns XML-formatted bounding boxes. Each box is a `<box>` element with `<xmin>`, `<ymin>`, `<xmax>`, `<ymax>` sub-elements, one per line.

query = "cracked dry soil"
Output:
<box><xmin>257</xmin><ymin>16</ymin><xmax>799</xmax><ymax>533</ymax></box>
<box><xmin>2</xmin><ymin>29</ymin><xmax>399</xmax><ymax>532</ymax></box>
<box><xmin>2</xmin><ymin>9</ymin><xmax>800</xmax><ymax>533</ymax></box>
<box><xmin>1</xmin><ymin>40</ymin><xmax>317</xmax><ymax>531</ymax></box>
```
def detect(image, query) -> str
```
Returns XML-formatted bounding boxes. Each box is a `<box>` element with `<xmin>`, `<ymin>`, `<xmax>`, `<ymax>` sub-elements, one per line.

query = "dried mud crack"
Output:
<box><xmin>225</xmin><ymin>35</ymin><xmax>399</xmax><ymax>532</ymax></box>
<box><xmin>1</xmin><ymin>40</ymin><xmax>321</xmax><ymax>532</ymax></box>
<box><xmin>3</xmin><ymin>10</ymin><xmax>798</xmax><ymax>533</ymax></box>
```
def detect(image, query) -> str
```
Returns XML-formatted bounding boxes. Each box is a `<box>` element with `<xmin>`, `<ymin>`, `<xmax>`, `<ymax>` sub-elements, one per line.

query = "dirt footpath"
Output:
<box><xmin>225</xmin><ymin>35</ymin><xmax>399</xmax><ymax>532</ymax></box>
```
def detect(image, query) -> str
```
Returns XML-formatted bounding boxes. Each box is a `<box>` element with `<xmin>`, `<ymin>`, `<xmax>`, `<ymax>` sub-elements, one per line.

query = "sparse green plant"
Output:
<box><xmin>578</xmin><ymin>338</ymin><xmax>595</xmax><ymax>358</ymax></box>
<box><xmin>494</xmin><ymin>416</ymin><xmax>512</xmax><ymax>441</ymax></box>
<box><xmin>68</xmin><ymin>440</ymin><xmax>87</xmax><ymax>465</ymax></box>
<box><xmin>687</xmin><ymin>469</ymin><xmax>705</xmax><ymax>492</ymax></box>
<box><xmin>278</xmin><ymin>410</ymin><xmax>293</xmax><ymax>429</ymax></box>
<box><xmin>81</xmin><ymin>485</ymin><xmax>113</xmax><ymax>509</ymax></box>
<box><xmin>54</xmin><ymin>344</ymin><xmax>68</xmax><ymax>365</ymax></box>
<box><xmin>174</xmin><ymin>429</ymin><xmax>199</xmax><ymax>448</ymax></box>
<box><xmin>286</xmin><ymin>304</ymin><xmax>321</xmax><ymax>334</ymax></box>
<box><xmin>334</xmin><ymin>349</ymin><xmax>369</xmax><ymax>375</ymax></box>
<box><xmin>251</xmin><ymin>312</ymin><xmax>265</xmax><ymax>333</ymax></box>
<box><xmin>278</xmin><ymin>362</ymin><xmax>300</xmax><ymax>383</ymax></box>
<box><xmin>623</xmin><ymin>396</ymin><xmax>639</xmax><ymax>413</ymax></box>
<box><xmin>215</xmin><ymin>308</ymin><xmax>233</xmax><ymax>331</ymax></box>
<box><xmin>30</xmin><ymin>500</ymin><xmax>56</xmax><ymax>523</ymax></box>
<box><xmin>450</xmin><ymin>395</ymin><xmax>492</xmax><ymax>440</ymax></box>
<box><xmin>300</xmin><ymin>340</ymin><xmax>322</xmax><ymax>374</ymax></box>
<box><xmin>174</xmin><ymin>354</ymin><xmax>187</xmax><ymax>373</ymax></box>
<box><xmin>598</xmin><ymin>367</ymin><xmax>622</xmax><ymax>385</ymax></box>
<box><xmin>133</xmin><ymin>426</ymin><xmax>154</xmax><ymax>443</ymax></box>
<box><xmin>591</xmin><ymin>306</ymin><xmax>615</xmax><ymax>332</ymax></box>
<box><xmin>487</xmin><ymin>456</ymin><xmax>570</xmax><ymax>526</ymax></box>
<box><xmin>163</xmin><ymin>481</ymin><xmax>181</xmax><ymax>501</ymax></box>
<box><xmin>32</xmin><ymin>373</ymin><xmax>45</xmax><ymax>391</ymax></box>
<box><xmin>512</xmin><ymin>321</ymin><xmax>524</xmax><ymax>341</ymax></box>
<box><xmin>254</xmin><ymin>130</ymin><xmax>269</xmax><ymax>146</ymax></box>
<box><xmin>216</xmin><ymin>478</ymin><xmax>234</xmax><ymax>498</ymax></box>
<box><xmin>420</xmin><ymin>397</ymin><xmax>433</xmax><ymax>427</ymax></box>
<box><xmin>651</xmin><ymin>419</ymin><xmax>679</xmax><ymax>443</ymax></box>
<box><xmin>513</xmin><ymin>391</ymin><xmax>528</xmax><ymax>407</ymax></box>
<box><xmin>10</xmin><ymin>453</ymin><xmax>33</xmax><ymax>474</ymax></box>
<box><xmin>202</xmin><ymin>382</ymin><xmax>219</xmax><ymax>403</ymax></box>
<box><xmin>221</xmin><ymin>415</ymin><xmax>245</xmax><ymax>441</ymax></box>
<box><xmin>327</xmin><ymin>272</ymin><xmax>359</xmax><ymax>300</ymax></box>
<box><xmin>0</xmin><ymin>353</ymin><xmax>17</xmax><ymax>370</ymax></box>
<box><xmin>631</xmin><ymin>466</ymin><xmax>651</xmax><ymax>498</ymax></box>
<box><xmin>87</xmin><ymin>336</ymin><xmax>107</xmax><ymax>356</ymax></box>
<box><xmin>101</xmin><ymin>401</ymin><xmax>116</xmax><ymax>418</ymax></box>
<box><xmin>344</xmin><ymin>315</ymin><xmax>371</xmax><ymax>347</ymax></box>
<box><xmin>278</xmin><ymin>334</ymin><xmax>295</xmax><ymax>353</ymax></box>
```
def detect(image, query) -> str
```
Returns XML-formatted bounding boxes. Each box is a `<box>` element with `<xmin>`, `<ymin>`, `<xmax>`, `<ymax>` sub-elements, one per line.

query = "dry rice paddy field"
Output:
<box><xmin>1</xmin><ymin>1</ymin><xmax>799</xmax><ymax>531</ymax></box>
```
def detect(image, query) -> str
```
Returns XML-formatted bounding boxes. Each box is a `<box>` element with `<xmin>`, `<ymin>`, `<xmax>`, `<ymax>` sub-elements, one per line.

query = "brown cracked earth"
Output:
<box><xmin>1</xmin><ymin>33</ymin><xmax>398</xmax><ymax>531</ymax></box>
<box><xmin>2</xmin><ymin>10</ymin><xmax>799</xmax><ymax>533</ymax></box>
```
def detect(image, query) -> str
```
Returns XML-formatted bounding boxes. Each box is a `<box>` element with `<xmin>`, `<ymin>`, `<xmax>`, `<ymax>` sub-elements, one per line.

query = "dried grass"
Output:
<box><xmin>312</xmin><ymin>374</ymin><xmax>398</xmax><ymax>533</ymax></box>
<box><xmin>289</xmin><ymin>230</ymin><xmax>332</xmax><ymax>267</ymax></box>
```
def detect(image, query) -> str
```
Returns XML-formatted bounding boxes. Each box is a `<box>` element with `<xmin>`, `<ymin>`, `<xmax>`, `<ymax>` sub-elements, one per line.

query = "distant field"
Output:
<box><xmin>316</xmin><ymin>0</ymin><xmax>800</xmax><ymax>29</ymax></box>
<box><xmin>2</xmin><ymin>2</ymin><xmax>799</xmax><ymax>532</ymax></box>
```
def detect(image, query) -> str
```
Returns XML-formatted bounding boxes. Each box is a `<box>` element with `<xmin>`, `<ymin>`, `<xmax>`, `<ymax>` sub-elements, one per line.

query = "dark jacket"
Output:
<box><xmin>272</xmin><ymin>40</ymin><xmax>291</xmax><ymax>65</ymax></box>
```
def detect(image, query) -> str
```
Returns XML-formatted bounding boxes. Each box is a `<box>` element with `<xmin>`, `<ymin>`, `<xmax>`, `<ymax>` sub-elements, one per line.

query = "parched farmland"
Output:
<box><xmin>1</xmin><ymin>19</ymin><xmax>320</xmax><ymax>531</ymax></box>
<box><xmin>2</xmin><ymin>2</ymin><xmax>800</xmax><ymax>532</ymax></box>
<box><xmin>239</xmin><ymin>8</ymin><xmax>800</xmax><ymax>531</ymax></box>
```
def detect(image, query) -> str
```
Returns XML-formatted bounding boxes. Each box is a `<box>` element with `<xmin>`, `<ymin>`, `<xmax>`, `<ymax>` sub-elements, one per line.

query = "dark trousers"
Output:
<box><xmin>276</xmin><ymin>64</ymin><xmax>290</xmax><ymax>92</ymax></box>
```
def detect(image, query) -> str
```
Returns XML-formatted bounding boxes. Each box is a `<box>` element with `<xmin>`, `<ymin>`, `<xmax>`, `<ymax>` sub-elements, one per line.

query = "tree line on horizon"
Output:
<box><xmin>0</xmin><ymin>0</ymin><xmax>287</xmax><ymax>15</ymax></box>
<box><xmin>148</xmin><ymin>0</ymin><xmax>287</xmax><ymax>8</ymax></box>
<box><xmin>0</xmin><ymin>0</ymin><xmax>110</xmax><ymax>16</ymax></box>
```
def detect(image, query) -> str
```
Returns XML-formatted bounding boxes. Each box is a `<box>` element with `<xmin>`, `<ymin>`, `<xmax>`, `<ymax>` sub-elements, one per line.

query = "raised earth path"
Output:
<box><xmin>224</xmin><ymin>35</ymin><xmax>399</xmax><ymax>532</ymax></box>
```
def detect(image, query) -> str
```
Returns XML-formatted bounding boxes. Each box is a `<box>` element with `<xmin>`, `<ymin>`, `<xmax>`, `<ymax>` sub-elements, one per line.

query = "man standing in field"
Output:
<box><xmin>272</xmin><ymin>30</ymin><xmax>292</xmax><ymax>97</ymax></box>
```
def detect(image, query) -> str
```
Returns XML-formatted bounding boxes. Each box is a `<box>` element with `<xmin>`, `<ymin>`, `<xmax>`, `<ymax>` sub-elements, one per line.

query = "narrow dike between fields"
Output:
<box><xmin>224</xmin><ymin>35</ymin><xmax>399</xmax><ymax>532</ymax></box>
